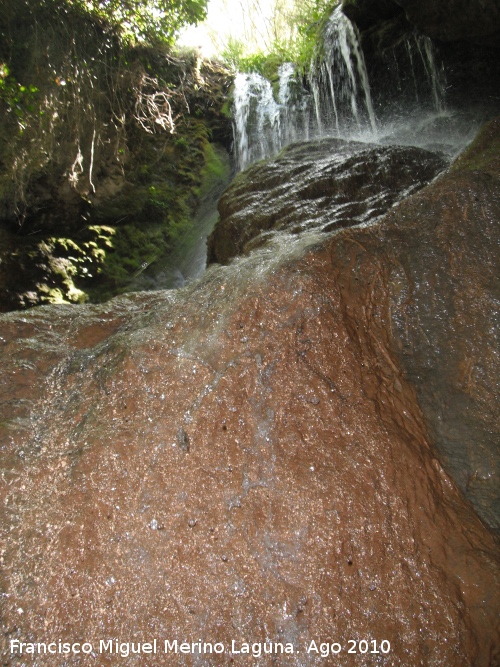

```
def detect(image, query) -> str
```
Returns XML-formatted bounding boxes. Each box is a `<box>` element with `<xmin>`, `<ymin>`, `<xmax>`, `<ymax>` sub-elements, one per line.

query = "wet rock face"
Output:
<box><xmin>208</xmin><ymin>138</ymin><xmax>447</xmax><ymax>265</ymax></box>
<box><xmin>341</xmin><ymin>0</ymin><xmax>500</xmax><ymax>46</ymax></box>
<box><xmin>341</xmin><ymin>0</ymin><xmax>402</xmax><ymax>31</ymax></box>
<box><xmin>393</xmin><ymin>0</ymin><xmax>500</xmax><ymax>46</ymax></box>
<box><xmin>393</xmin><ymin>118</ymin><xmax>500</xmax><ymax>530</ymax></box>
<box><xmin>1</xmin><ymin>125</ymin><xmax>500</xmax><ymax>666</ymax></box>
<box><xmin>341</xmin><ymin>0</ymin><xmax>500</xmax><ymax>121</ymax></box>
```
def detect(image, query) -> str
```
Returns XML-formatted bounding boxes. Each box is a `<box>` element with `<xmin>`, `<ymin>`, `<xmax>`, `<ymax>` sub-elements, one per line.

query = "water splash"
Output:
<box><xmin>231</xmin><ymin>6</ymin><xmax>460</xmax><ymax>171</ymax></box>
<box><xmin>232</xmin><ymin>6</ymin><xmax>379</xmax><ymax>171</ymax></box>
<box><xmin>311</xmin><ymin>5</ymin><xmax>377</xmax><ymax>138</ymax></box>
<box><xmin>233</xmin><ymin>72</ymin><xmax>282</xmax><ymax>171</ymax></box>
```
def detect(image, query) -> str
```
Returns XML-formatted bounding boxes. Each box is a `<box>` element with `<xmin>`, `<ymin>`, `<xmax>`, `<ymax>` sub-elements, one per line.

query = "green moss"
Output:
<box><xmin>197</xmin><ymin>142</ymin><xmax>231</xmax><ymax>199</ymax></box>
<box><xmin>85</xmin><ymin>222</ymin><xmax>173</xmax><ymax>300</ymax></box>
<box><xmin>220</xmin><ymin>99</ymin><xmax>233</xmax><ymax>118</ymax></box>
<box><xmin>451</xmin><ymin>116</ymin><xmax>500</xmax><ymax>177</ymax></box>
<box><xmin>0</xmin><ymin>42</ymin><xmax>233</xmax><ymax>310</ymax></box>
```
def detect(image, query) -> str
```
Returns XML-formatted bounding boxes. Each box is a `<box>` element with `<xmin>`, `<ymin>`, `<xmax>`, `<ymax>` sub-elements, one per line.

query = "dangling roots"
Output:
<box><xmin>133</xmin><ymin>73</ymin><xmax>185</xmax><ymax>134</ymax></box>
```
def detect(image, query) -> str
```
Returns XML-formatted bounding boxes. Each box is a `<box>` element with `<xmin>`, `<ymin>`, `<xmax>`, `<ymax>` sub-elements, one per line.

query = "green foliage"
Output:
<box><xmin>79</xmin><ymin>0</ymin><xmax>208</xmax><ymax>44</ymax></box>
<box><xmin>2</xmin><ymin>0</ymin><xmax>208</xmax><ymax>46</ymax></box>
<box><xmin>220</xmin><ymin>41</ymin><xmax>272</xmax><ymax>78</ymax></box>
<box><xmin>220</xmin><ymin>0</ymin><xmax>339</xmax><ymax>75</ymax></box>
<box><xmin>292</xmin><ymin>0</ymin><xmax>340</xmax><ymax>68</ymax></box>
<box><xmin>0</xmin><ymin>64</ymin><xmax>39</xmax><ymax>124</ymax></box>
<box><xmin>0</xmin><ymin>0</ymin><xmax>232</xmax><ymax>309</ymax></box>
<box><xmin>198</xmin><ymin>142</ymin><xmax>230</xmax><ymax>198</ymax></box>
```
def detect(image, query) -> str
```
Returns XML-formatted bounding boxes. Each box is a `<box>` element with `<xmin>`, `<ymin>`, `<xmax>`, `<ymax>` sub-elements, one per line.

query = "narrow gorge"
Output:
<box><xmin>1</xmin><ymin>0</ymin><xmax>500</xmax><ymax>665</ymax></box>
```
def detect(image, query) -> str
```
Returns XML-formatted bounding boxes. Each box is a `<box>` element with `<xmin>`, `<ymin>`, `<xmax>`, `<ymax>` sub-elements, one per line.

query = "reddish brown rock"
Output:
<box><xmin>1</xmin><ymin>125</ymin><xmax>500</xmax><ymax>666</ymax></box>
<box><xmin>330</xmin><ymin>116</ymin><xmax>500</xmax><ymax>532</ymax></box>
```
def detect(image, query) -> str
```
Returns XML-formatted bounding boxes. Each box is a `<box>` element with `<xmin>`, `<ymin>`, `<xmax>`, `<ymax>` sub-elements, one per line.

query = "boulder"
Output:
<box><xmin>208</xmin><ymin>138</ymin><xmax>447</xmax><ymax>265</ymax></box>
<box><xmin>330</xmin><ymin>116</ymin><xmax>500</xmax><ymax>533</ymax></box>
<box><xmin>1</xmin><ymin>122</ymin><xmax>499</xmax><ymax>666</ymax></box>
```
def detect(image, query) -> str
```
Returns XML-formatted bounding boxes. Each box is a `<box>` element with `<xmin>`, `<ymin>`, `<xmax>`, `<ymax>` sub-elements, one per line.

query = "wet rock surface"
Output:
<box><xmin>393</xmin><ymin>0</ymin><xmax>500</xmax><ymax>46</ymax></box>
<box><xmin>1</xmin><ymin>125</ymin><xmax>500</xmax><ymax>665</ymax></box>
<box><xmin>208</xmin><ymin>138</ymin><xmax>447</xmax><ymax>265</ymax></box>
<box><xmin>329</xmin><ymin>117</ymin><xmax>500</xmax><ymax>532</ymax></box>
<box><xmin>340</xmin><ymin>0</ymin><xmax>500</xmax><ymax>131</ymax></box>
<box><xmin>342</xmin><ymin>0</ymin><xmax>500</xmax><ymax>46</ymax></box>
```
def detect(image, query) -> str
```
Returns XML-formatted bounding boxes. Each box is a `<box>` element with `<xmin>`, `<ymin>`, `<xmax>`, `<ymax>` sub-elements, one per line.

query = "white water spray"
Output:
<box><xmin>315</xmin><ymin>6</ymin><xmax>377</xmax><ymax>136</ymax></box>
<box><xmin>231</xmin><ymin>6</ymin><xmax>458</xmax><ymax>171</ymax></box>
<box><xmin>232</xmin><ymin>6</ymin><xmax>379</xmax><ymax>170</ymax></box>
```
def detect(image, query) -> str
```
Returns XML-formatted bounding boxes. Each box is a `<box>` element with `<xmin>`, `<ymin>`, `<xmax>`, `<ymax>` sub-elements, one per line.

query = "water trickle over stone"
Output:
<box><xmin>310</xmin><ymin>5</ymin><xmax>378</xmax><ymax>138</ymax></box>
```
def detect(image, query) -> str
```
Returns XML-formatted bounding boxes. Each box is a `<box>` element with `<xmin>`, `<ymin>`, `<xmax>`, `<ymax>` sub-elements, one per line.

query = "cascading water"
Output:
<box><xmin>379</xmin><ymin>33</ymin><xmax>447</xmax><ymax>118</ymax></box>
<box><xmin>415</xmin><ymin>34</ymin><xmax>447</xmax><ymax>114</ymax></box>
<box><xmin>232</xmin><ymin>6</ymin><xmax>380</xmax><ymax>170</ymax></box>
<box><xmin>232</xmin><ymin>72</ymin><xmax>282</xmax><ymax>171</ymax></box>
<box><xmin>367</xmin><ymin>30</ymin><xmax>483</xmax><ymax>154</ymax></box>
<box><xmin>232</xmin><ymin>65</ymin><xmax>311</xmax><ymax>171</ymax></box>
<box><xmin>231</xmin><ymin>5</ymin><xmax>460</xmax><ymax>171</ymax></box>
<box><xmin>310</xmin><ymin>5</ymin><xmax>377</xmax><ymax>138</ymax></box>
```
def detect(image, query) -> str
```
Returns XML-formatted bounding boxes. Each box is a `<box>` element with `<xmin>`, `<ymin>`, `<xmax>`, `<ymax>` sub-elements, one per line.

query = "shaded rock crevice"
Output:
<box><xmin>341</xmin><ymin>0</ymin><xmax>500</xmax><ymax>123</ymax></box>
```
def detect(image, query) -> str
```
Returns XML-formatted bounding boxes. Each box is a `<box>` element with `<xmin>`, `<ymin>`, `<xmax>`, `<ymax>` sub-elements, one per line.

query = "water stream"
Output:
<box><xmin>232</xmin><ymin>6</ymin><xmax>474</xmax><ymax>172</ymax></box>
<box><xmin>146</xmin><ymin>5</ymin><xmax>477</xmax><ymax>287</ymax></box>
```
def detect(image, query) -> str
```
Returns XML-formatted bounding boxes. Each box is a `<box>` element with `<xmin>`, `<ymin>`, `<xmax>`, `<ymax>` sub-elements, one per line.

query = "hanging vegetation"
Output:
<box><xmin>0</xmin><ymin>0</ymin><xmax>233</xmax><ymax>311</ymax></box>
<box><xmin>219</xmin><ymin>0</ymin><xmax>339</xmax><ymax>76</ymax></box>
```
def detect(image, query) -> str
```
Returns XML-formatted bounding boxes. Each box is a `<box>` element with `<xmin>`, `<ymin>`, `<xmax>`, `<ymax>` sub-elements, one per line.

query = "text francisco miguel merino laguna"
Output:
<box><xmin>10</xmin><ymin>639</ymin><xmax>297</xmax><ymax>658</ymax></box>
<box><xmin>11</xmin><ymin>638</ymin><xmax>392</xmax><ymax>657</ymax></box>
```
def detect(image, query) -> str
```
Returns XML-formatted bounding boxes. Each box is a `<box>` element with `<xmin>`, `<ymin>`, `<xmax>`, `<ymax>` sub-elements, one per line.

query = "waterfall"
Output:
<box><xmin>232</xmin><ymin>65</ymin><xmax>311</xmax><ymax>171</ymax></box>
<box><xmin>232</xmin><ymin>72</ymin><xmax>282</xmax><ymax>171</ymax></box>
<box><xmin>311</xmin><ymin>6</ymin><xmax>377</xmax><ymax>138</ymax></box>
<box><xmin>232</xmin><ymin>6</ymin><xmax>378</xmax><ymax>170</ymax></box>
<box><xmin>232</xmin><ymin>6</ymin><xmax>454</xmax><ymax>171</ymax></box>
<box><xmin>414</xmin><ymin>34</ymin><xmax>447</xmax><ymax>113</ymax></box>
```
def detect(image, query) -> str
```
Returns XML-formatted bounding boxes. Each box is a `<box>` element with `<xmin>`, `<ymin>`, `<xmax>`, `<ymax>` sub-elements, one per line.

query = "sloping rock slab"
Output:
<box><xmin>208</xmin><ymin>137</ymin><xmax>447</xmax><ymax>265</ymax></box>
<box><xmin>1</xmin><ymin>134</ymin><xmax>499</xmax><ymax>664</ymax></box>
<box><xmin>328</xmin><ymin>117</ymin><xmax>500</xmax><ymax>533</ymax></box>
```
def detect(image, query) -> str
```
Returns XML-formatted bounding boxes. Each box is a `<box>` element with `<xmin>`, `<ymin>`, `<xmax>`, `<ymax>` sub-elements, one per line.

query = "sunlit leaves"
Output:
<box><xmin>219</xmin><ymin>0</ymin><xmax>338</xmax><ymax>74</ymax></box>
<box><xmin>0</xmin><ymin>62</ymin><xmax>39</xmax><ymax>123</ymax></box>
<box><xmin>82</xmin><ymin>0</ymin><xmax>208</xmax><ymax>43</ymax></box>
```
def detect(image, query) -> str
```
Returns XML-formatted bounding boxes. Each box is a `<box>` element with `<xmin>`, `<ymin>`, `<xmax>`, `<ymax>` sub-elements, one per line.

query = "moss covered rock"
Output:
<box><xmin>0</xmin><ymin>12</ymin><xmax>233</xmax><ymax>312</ymax></box>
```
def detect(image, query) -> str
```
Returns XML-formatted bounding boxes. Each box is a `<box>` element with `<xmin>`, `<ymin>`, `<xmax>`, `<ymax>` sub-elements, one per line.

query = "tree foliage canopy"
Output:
<box><xmin>1</xmin><ymin>0</ymin><xmax>208</xmax><ymax>45</ymax></box>
<box><xmin>82</xmin><ymin>0</ymin><xmax>208</xmax><ymax>43</ymax></box>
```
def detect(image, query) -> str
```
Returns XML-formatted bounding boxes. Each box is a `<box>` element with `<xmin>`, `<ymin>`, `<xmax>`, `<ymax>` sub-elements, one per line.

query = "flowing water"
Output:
<box><xmin>146</xmin><ymin>5</ymin><xmax>477</xmax><ymax>286</ymax></box>
<box><xmin>232</xmin><ymin>6</ymin><xmax>476</xmax><ymax>172</ymax></box>
<box><xmin>311</xmin><ymin>6</ymin><xmax>377</xmax><ymax>138</ymax></box>
<box><xmin>2</xmin><ymin>6</ymin><xmax>499</xmax><ymax>657</ymax></box>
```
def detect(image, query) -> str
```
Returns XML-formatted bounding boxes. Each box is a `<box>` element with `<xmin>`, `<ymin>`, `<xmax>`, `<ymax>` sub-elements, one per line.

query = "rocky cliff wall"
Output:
<box><xmin>0</xmin><ymin>6</ymin><xmax>233</xmax><ymax>311</ymax></box>
<box><xmin>343</xmin><ymin>0</ymin><xmax>500</xmax><ymax>46</ymax></box>
<box><xmin>342</xmin><ymin>0</ymin><xmax>500</xmax><ymax>121</ymax></box>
